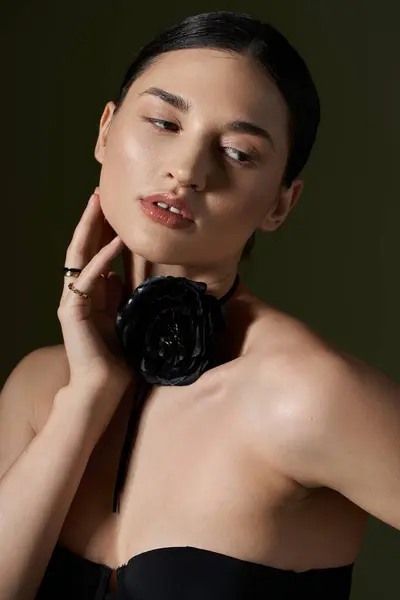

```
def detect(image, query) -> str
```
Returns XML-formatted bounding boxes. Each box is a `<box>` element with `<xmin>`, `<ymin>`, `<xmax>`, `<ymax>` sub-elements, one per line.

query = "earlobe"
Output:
<box><xmin>94</xmin><ymin>101</ymin><xmax>117</xmax><ymax>164</ymax></box>
<box><xmin>94</xmin><ymin>138</ymin><xmax>105</xmax><ymax>164</ymax></box>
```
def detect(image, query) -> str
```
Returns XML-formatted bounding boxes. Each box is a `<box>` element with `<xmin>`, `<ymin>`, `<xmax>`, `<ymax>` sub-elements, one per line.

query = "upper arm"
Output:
<box><xmin>0</xmin><ymin>345</ymin><xmax>70</xmax><ymax>481</ymax></box>
<box><xmin>270</xmin><ymin>352</ymin><xmax>400</xmax><ymax>531</ymax></box>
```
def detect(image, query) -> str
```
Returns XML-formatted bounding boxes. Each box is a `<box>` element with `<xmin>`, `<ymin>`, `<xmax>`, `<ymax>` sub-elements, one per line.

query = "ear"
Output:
<box><xmin>259</xmin><ymin>179</ymin><xmax>304</xmax><ymax>232</ymax></box>
<box><xmin>94</xmin><ymin>101</ymin><xmax>117</xmax><ymax>164</ymax></box>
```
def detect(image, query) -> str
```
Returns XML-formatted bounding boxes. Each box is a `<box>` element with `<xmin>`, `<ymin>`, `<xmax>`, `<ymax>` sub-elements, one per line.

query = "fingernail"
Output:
<box><xmin>94</xmin><ymin>186</ymin><xmax>100</xmax><ymax>195</ymax></box>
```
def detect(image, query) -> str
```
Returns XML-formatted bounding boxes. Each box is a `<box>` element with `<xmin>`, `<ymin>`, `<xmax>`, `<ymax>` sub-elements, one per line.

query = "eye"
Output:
<box><xmin>144</xmin><ymin>117</ymin><xmax>180</xmax><ymax>132</ymax></box>
<box><xmin>223</xmin><ymin>147</ymin><xmax>257</xmax><ymax>165</ymax></box>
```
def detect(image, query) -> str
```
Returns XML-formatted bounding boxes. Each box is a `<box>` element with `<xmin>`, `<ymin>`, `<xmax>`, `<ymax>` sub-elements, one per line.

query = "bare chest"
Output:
<box><xmin>60</xmin><ymin>364</ymin><xmax>287</xmax><ymax>551</ymax></box>
<box><xmin>58</xmin><ymin>358</ymin><xmax>367</xmax><ymax>572</ymax></box>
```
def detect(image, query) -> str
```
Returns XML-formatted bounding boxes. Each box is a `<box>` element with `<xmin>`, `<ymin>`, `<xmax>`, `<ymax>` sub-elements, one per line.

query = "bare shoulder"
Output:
<box><xmin>244</xmin><ymin>285</ymin><xmax>393</xmax><ymax>389</ymax></box>
<box><xmin>0</xmin><ymin>345</ymin><xmax>70</xmax><ymax>479</ymax></box>
<box><xmin>255</xmin><ymin>298</ymin><xmax>397</xmax><ymax>411</ymax></box>
<box><xmin>247</xmin><ymin>295</ymin><xmax>400</xmax><ymax>529</ymax></box>
<box><xmin>238</xmin><ymin>293</ymin><xmax>336</xmax><ymax>455</ymax></box>
<box><xmin>244</xmin><ymin>286</ymin><xmax>397</xmax><ymax>439</ymax></box>
<box><xmin>238</xmin><ymin>283</ymin><xmax>334</xmax><ymax>364</ymax></box>
<box><xmin>7</xmin><ymin>344</ymin><xmax>70</xmax><ymax>434</ymax></box>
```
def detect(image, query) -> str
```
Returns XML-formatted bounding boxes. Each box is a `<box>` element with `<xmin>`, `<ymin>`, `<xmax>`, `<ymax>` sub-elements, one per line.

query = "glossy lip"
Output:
<box><xmin>141</xmin><ymin>193</ymin><xmax>195</xmax><ymax>221</ymax></box>
<box><xmin>140</xmin><ymin>198</ymin><xmax>195</xmax><ymax>230</ymax></box>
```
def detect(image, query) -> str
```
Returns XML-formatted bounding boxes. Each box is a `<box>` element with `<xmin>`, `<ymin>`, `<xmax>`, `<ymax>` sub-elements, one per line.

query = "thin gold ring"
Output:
<box><xmin>68</xmin><ymin>282</ymin><xmax>90</xmax><ymax>300</ymax></box>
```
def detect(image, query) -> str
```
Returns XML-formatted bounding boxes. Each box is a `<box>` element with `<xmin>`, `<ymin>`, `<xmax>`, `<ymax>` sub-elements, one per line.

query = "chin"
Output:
<box><xmin>121</xmin><ymin>236</ymin><xmax>191</xmax><ymax>265</ymax></box>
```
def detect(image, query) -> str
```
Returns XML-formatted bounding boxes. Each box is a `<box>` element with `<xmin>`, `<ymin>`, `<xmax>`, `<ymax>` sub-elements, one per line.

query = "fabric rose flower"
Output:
<box><xmin>115</xmin><ymin>275</ymin><xmax>235</xmax><ymax>386</ymax></box>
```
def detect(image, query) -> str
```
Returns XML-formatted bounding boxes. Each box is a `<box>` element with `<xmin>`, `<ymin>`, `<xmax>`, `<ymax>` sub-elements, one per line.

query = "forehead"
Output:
<box><xmin>128</xmin><ymin>48</ymin><xmax>289</xmax><ymax>136</ymax></box>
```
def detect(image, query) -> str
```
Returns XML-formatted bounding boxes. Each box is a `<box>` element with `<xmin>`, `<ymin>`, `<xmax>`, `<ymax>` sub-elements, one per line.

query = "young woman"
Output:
<box><xmin>1</xmin><ymin>11</ymin><xmax>398</xmax><ymax>600</ymax></box>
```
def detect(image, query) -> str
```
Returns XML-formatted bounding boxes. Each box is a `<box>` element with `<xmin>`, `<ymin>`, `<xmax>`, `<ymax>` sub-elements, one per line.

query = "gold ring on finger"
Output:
<box><xmin>64</xmin><ymin>268</ymin><xmax>82</xmax><ymax>278</ymax></box>
<box><xmin>68</xmin><ymin>282</ymin><xmax>91</xmax><ymax>300</ymax></box>
<box><xmin>64</xmin><ymin>268</ymin><xmax>106</xmax><ymax>280</ymax></box>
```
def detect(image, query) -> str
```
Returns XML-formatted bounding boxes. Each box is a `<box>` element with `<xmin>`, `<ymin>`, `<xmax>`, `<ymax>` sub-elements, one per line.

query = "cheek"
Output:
<box><xmin>99</xmin><ymin>130</ymin><xmax>159</xmax><ymax>228</ymax></box>
<box><xmin>229</xmin><ymin>173</ymin><xmax>276</xmax><ymax>223</ymax></box>
<box><xmin>104</xmin><ymin>127</ymin><xmax>160</xmax><ymax>183</ymax></box>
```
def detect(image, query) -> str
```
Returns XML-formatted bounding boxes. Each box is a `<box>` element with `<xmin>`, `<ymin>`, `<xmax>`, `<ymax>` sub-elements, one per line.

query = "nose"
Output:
<box><xmin>164</xmin><ymin>141</ymin><xmax>211</xmax><ymax>192</ymax></box>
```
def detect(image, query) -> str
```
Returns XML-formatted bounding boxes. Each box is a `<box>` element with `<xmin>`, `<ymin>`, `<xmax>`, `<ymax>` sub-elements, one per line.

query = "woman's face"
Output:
<box><xmin>95</xmin><ymin>48</ymin><xmax>302</xmax><ymax>266</ymax></box>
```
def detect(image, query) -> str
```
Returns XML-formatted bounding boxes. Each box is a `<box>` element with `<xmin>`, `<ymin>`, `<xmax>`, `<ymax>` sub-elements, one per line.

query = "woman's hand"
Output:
<box><xmin>57</xmin><ymin>187</ymin><xmax>133</xmax><ymax>400</ymax></box>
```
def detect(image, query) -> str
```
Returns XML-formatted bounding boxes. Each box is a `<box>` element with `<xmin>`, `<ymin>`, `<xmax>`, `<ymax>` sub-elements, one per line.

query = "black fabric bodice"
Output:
<box><xmin>36</xmin><ymin>541</ymin><xmax>354</xmax><ymax>599</ymax></box>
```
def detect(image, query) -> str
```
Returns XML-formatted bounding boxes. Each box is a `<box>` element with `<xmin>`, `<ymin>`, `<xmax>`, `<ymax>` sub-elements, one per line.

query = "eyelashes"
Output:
<box><xmin>145</xmin><ymin>117</ymin><xmax>179</xmax><ymax>132</ymax></box>
<box><xmin>223</xmin><ymin>146</ymin><xmax>258</xmax><ymax>164</ymax></box>
<box><xmin>142</xmin><ymin>117</ymin><xmax>259</xmax><ymax>166</ymax></box>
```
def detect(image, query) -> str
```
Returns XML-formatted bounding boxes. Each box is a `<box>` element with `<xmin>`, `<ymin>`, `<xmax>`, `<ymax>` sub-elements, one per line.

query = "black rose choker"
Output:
<box><xmin>115</xmin><ymin>273</ymin><xmax>240</xmax><ymax>386</ymax></box>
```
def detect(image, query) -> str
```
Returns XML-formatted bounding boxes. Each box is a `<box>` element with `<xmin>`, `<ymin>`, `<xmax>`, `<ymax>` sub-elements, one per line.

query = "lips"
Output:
<box><xmin>141</xmin><ymin>193</ymin><xmax>195</xmax><ymax>221</ymax></box>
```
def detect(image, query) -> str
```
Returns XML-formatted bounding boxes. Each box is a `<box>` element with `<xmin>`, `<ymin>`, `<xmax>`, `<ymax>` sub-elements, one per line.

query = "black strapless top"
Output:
<box><xmin>35</xmin><ymin>369</ymin><xmax>355</xmax><ymax>599</ymax></box>
<box><xmin>36</xmin><ymin>542</ymin><xmax>354</xmax><ymax>599</ymax></box>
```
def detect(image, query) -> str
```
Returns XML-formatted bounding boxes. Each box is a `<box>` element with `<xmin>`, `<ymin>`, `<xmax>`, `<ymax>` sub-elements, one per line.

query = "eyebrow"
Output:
<box><xmin>138</xmin><ymin>86</ymin><xmax>275</xmax><ymax>150</ymax></box>
<box><xmin>138</xmin><ymin>87</ymin><xmax>191</xmax><ymax>113</ymax></box>
<box><xmin>227</xmin><ymin>121</ymin><xmax>275</xmax><ymax>150</ymax></box>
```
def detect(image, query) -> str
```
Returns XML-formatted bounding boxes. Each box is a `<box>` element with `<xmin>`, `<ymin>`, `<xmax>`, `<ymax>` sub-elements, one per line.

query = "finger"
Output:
<box><xmin>60</xmin><ymin>236</ymin><xmax>125</xmax><ymax>315</ymax></box>
<box><xmin>62</xmin><ymin>192</ymin><xmax>104</xmax><ymax>300</ymax></box>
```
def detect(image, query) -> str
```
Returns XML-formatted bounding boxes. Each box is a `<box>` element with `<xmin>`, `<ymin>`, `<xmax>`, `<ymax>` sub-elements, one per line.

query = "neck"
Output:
<box><xmin>122</xmin><ymin>249</ymin><xmax>241</xmax><ymax>301</ymax></box>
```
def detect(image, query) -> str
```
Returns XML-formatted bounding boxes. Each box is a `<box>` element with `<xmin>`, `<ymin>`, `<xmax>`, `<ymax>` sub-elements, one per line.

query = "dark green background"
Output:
<box><xmin>2</xmin><ymin>1</ymin><xmax>399</xmax><ymax>597</ymax></box>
